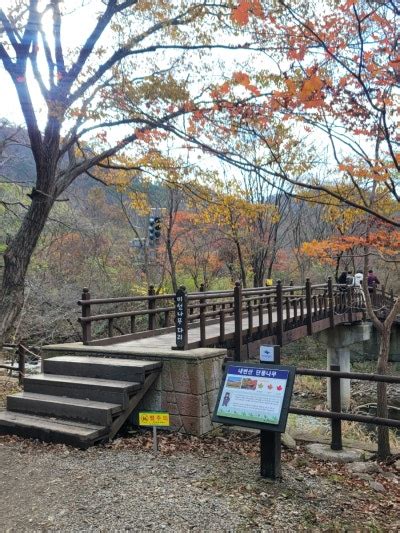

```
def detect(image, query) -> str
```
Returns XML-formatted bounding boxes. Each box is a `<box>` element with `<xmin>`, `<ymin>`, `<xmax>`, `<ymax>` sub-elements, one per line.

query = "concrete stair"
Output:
<box><xmin>0</xmin><ymin>356</ymin><xmax>161</xmax><ymax>448</ymax></box>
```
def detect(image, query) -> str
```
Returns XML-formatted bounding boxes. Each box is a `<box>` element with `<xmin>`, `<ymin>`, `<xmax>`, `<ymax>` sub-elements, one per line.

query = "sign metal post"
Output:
<box><xmin>260</xmin><ymin>345</ymin><xmax>281</xmax><ymax>480</ymax></box>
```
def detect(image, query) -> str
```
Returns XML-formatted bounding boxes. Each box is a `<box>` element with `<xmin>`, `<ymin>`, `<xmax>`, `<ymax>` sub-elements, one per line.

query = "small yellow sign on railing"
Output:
<box><xmin>265</xmin><ymin>279</ymin><xmax>273</xmax><ymax>286</ymax></box>
<box><xmin>139</xmin><ymin>412</ymin><xmax>170</xmax><ymax>427</ymax></box>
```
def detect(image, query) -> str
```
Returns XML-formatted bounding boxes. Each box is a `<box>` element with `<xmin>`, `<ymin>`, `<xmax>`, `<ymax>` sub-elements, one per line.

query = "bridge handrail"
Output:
<box><xmin>78</xmin><ymin>278</ymin><xmax>394</xmax><ymax>347</ymax></box>
<box><xmin>78</xmin><ymin>293</ymin><xmax>175</xmax><ymax>306</ymax></box>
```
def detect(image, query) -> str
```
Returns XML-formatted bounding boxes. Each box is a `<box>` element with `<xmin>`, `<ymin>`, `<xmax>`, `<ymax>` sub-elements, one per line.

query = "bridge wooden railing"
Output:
<box><xmin>78</xmin><ymin>279</ymin><xmax>394</xmax><ymax>349</ymax></box>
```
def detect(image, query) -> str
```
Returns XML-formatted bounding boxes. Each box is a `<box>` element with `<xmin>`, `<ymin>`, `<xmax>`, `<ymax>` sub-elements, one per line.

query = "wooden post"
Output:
<box><xmin>330</xmin><ymin>364</ymin><xmax>342</xmax><ymax>451</ymax></box>
<box><xmin>328</xmin><ymin>277</ymin><xmax>335</xmax><ymax>328</ymax></box>
<box><xmin>18</xmin><ymin>344</ymin><xmax>25</xmax><ymax>386</ymax></box>
<box><xmin>175</xmin><ymin>286</ymin><xmax>188</xmax><ymax>350</ymax></box>
<box><xmin>276</xmin><ymin>280</ymin><xmax>283</xmax><ymax>346</ymax></box>
<box><xmin>219</xmin><ymin>309</ymin><xmax>225</xmax><ymax>343</ymax></box>
<box><xmin>234</xmin><ymin>281</ymin><xmax>243</xmax><ymax>361</ymax></box>
<box><xmin>247</xmin><ymin>299</ymin><xmax>253</xmax><ymax>337</ymax></box>
<box><xmin>199</xmin><ymin>283</ymin><xmax>206</xmax><ymax>347</ymax></box>
<box><xmin>148</xmin><ymin>285</ymin><xmax>156</xmax><ymax>330</ymax></box>
<box><xmin>305</xmin><ymin>279</ymin><xmax>313</xmax><ymax>336</ymax></box>
<box><xmin>130</xmin><ymin>315</ymin><xmax>136</xmax><ymax>333</ymax></box>
<box><xmin>81</xmin><ymin>287</ymin><xmax>92</xmax><ymax>344</ymax></box>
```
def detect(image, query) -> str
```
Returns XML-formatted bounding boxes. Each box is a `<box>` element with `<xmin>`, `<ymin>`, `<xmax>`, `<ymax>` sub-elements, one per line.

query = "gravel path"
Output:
<box><xmin>1</xmin><ymin>431</ymin><xmax>399</xmax><ymax>532</ymax></box>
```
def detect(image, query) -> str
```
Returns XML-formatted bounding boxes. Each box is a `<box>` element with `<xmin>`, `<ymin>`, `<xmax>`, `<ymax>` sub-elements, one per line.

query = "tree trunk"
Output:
<box><xmin>0</xmin><ymin>194</ymin><xmax>54</xmax><ymax>343</ymax></box>
<box><xmin>235</xmin><ymin>240</ymin><xmax>247</xmax><ymax>288</ymax></box>
<box><xmin>166</xmin><ymin>238</ymin><xmax>178</xmax><ymax>293</ymax></box>
<box><xmin>376</xmin><ymin>326</ymin><xmax>391</xmax><ymax>460</ymax></box>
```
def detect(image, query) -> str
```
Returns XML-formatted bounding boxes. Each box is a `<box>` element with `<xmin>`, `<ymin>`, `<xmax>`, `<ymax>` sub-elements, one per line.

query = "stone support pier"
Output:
<box><xmin>318</xmin><ymin>323</ymin><xmax>371</xmax><ymax>410</ymax></box>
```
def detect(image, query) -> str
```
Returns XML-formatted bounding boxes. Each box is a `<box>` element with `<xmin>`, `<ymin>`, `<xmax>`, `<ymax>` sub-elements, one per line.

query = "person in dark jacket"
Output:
<box><xmin>367</xmin><ymin>270</ymin><xmax>380</xmax><ymax>293</ymax></box>
<box><xmin>337</xmin><ymin>271</ymin><xmax>348</xmax><ymax>284</ymax></box>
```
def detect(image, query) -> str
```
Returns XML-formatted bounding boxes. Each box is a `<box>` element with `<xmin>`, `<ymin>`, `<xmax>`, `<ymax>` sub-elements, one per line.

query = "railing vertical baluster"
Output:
<box><xmin>267</xmin><ymin>296</ymin><xmax>273</xmax><ymax>335</ymax></box>
<box><xmin>164</xmin><ymin>310</ymin><xmax>169</xmax><ymax>328</ymax></box>
<box><xmin>285</xmin><ymin>296</ymin><xmax>290</xmax><ymax>328</ymax></box>
<box><xmin>108</xmin><ymin>318</ymin><xmax>114</xmax><ymax>338</ymax></box>
<box><xmin>313</xmin><ymin>294</ymin><xmax>318</xmax><ymax>318</ymax></box>
<box><xmin>293</xmin><ymin>297</ymin><xmax>298</xmax><ymax>326</ymax></box>
<box><xmin>199</xmin><ymin>283</ymin><xmax>206</xmax><ymax>347</ymax></box>
<box><xmin>18</xmin><ymin>344</ymin><xmax>25</xmax><ymax>386</ymax></box>
<box><xmin>148</xmin><ymin>285</ymin><xmax>156</xmax><ymax>330</ymax></box>
<box><xmin>258</xmin><ymin>300</ymin><xmax>263</xmax><ymax>333</ymax></box>
<box><xmin>234</xmin><ymin>281</ymin><xmax>244</xmax><ymax>361</ymax></box>
<box><xmin>248</xmin><ymin>299</ymin><xmax>253</xmax><ymax>337</ymax></box>
<box><xmin>305</xmin><ymin>279</ymin><xmax>313</xmax><ymax>335</ymax></box>
<box><xmin>130</xmin><ymin>315</ymin><xmax>136</xmax><ymax>333</ymax></box>
<box><xmin>330</xmin><ymin>364</ymin><xmax>342</xmax><ymax>450</ymax></box>
<box><xmin>81</xmin><ymin>287</ymin><xmax>92</xmax><ymax>344</ymax></box>
<box><xmin>276</xmin><ymin>280</ymin><xmax>283</xmax><ymax>346</ymax></box>
<box><xmin>328</xmin><ymin>277</ymin><xmax>335</xmax><ymax>328</ymax></box>
<box><xmin>219</xmin><ymin>309</ymin><xmax>225</xmax><ymax>343</ymax></box>
<box><xmin>300</xmin><ymin>297</ymin><xmax>304</xmax><ymax>324</ymax></box>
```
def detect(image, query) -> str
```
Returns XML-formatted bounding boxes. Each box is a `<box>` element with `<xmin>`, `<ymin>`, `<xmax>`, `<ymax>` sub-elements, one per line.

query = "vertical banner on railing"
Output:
<box><xmin>175</xmin><ymin>286</ymin><xmax>188</xmax><ymax>350</ymax></box>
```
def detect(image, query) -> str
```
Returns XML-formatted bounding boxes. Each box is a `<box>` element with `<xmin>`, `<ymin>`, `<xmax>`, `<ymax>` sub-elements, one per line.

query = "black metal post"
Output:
<box><xmin>330</xmin><ymin>364</ymin><xmax>342</xmax><ymax>450</ymax></box>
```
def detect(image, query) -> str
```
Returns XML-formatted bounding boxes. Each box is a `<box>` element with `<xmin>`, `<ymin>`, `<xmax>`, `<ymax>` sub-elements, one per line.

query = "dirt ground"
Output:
<box><xmin>1</xmin><ymin>430</ymin><xmax>399</xmax><ymax>532</ymax></box>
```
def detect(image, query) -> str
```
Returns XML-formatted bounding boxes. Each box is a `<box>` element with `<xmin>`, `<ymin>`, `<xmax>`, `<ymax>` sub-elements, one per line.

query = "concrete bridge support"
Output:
<box><xmin>318</xmin><ymin>323</ymin><xmax>371</xmax><ymax>410</ymax></box>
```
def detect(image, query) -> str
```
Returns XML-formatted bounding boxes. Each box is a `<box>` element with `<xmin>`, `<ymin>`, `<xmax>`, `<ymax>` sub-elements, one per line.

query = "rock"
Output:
<box><xmin>281</xmin><ymin>432</ymin><xmax>296</xmax><ymax>450</ymax></box>
<box><xmin>346</xmin><ymin>461</ymin><xmax>380</xmax><ymax>474</ymax></box>
<box><xmin>369</xmin><ymin>481</ymin><xmax>385</xmax><ymax>493</ymax></box>
<box><xmin>394</xmin><ymin>460</ymin><xmax>400</xmax><ymax>470</ymax></box>
<box><xmin>305</xmin><ymin>443</ymin><xmax>373</xmax><ymax>463</ymax></box>
<box><xmin>353</xmin><ymin>473</ymin><xmax>372</xmax><ymax>481</ymax></box>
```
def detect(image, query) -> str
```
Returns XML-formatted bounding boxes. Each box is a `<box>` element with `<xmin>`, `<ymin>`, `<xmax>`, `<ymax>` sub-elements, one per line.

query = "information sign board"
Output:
<box><xmin>139</xmin><ymin>411</ymin><xmax>170</xmax><ymax>427</ymax></box>
<box><xmin>212</xmin><ymin>363</ymin><xmax>295</xmax><ymax>432</ymax></box>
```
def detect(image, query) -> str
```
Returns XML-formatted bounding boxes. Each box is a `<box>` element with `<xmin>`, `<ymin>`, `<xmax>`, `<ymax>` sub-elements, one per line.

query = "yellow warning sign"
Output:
<box><xmin>139</xmin><ymin>412</ymin><xmax>170</xmax><ymax>427</ymax></box>
<box><xmin>265</xmin><ymin>279</ymin><xmax>273</xmax><ymax>286</ymax></box>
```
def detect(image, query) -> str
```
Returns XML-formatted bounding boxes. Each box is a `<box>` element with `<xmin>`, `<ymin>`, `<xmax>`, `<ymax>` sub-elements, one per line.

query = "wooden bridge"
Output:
<box><xmin>77</xmin><ymin>279</ymin><xmax>393</xmax><ymax>358</ymax></box>
<box><xmin>1</xmin><ymin>279</ymin><xmax>397</xmax><ymax>448</ymax></box>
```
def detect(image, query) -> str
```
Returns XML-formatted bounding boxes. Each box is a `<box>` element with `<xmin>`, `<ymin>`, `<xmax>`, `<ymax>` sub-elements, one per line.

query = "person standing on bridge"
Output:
<box><xmin>354</xmin><ymin>270</ymin><xmax>363</xmax><ymax>287</ymax></box>
<box><xmin>346</xmin><ymin>271</ymin><xmax>354</xmax><ymax>286</ymax></box>
<box><xmin>367</xmin><ymin>270</ymin><xmax>380</xmax><ymax>294</ymax></box>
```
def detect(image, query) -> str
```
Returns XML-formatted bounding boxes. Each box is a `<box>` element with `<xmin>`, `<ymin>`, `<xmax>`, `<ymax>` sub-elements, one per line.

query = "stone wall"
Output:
<box><xmin>134</xmin><ymin>350</ymin><xmax>225</xmax><ymax>435</ymax></box>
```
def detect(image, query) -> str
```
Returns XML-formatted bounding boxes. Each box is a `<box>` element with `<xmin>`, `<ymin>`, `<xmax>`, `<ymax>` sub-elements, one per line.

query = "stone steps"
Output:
<box><xmin>0</xmin><ymin>411</ymin><xmax>108</xmax><ymax>448</ymax></box>
<box><xmin>43</xmin><ymin>356</ymin><xmax>160</xmax><ymax>383</ymax></box>
<box><xmin>7</xmin><ymin>392</ymin><xmax>122</xmax><ymax>426</ymax></box>
<box><xmin>0</xmin><ymin>356</ymin><xmax>162</xmax><ymax>448</ymax></box>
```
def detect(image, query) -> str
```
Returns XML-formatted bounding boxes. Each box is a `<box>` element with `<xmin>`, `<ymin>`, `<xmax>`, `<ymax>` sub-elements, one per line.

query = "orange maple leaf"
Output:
<box><xmin>231</xmin><ymin>0</ymin><xmax>264</xmax><ymax>26</ymax></box>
